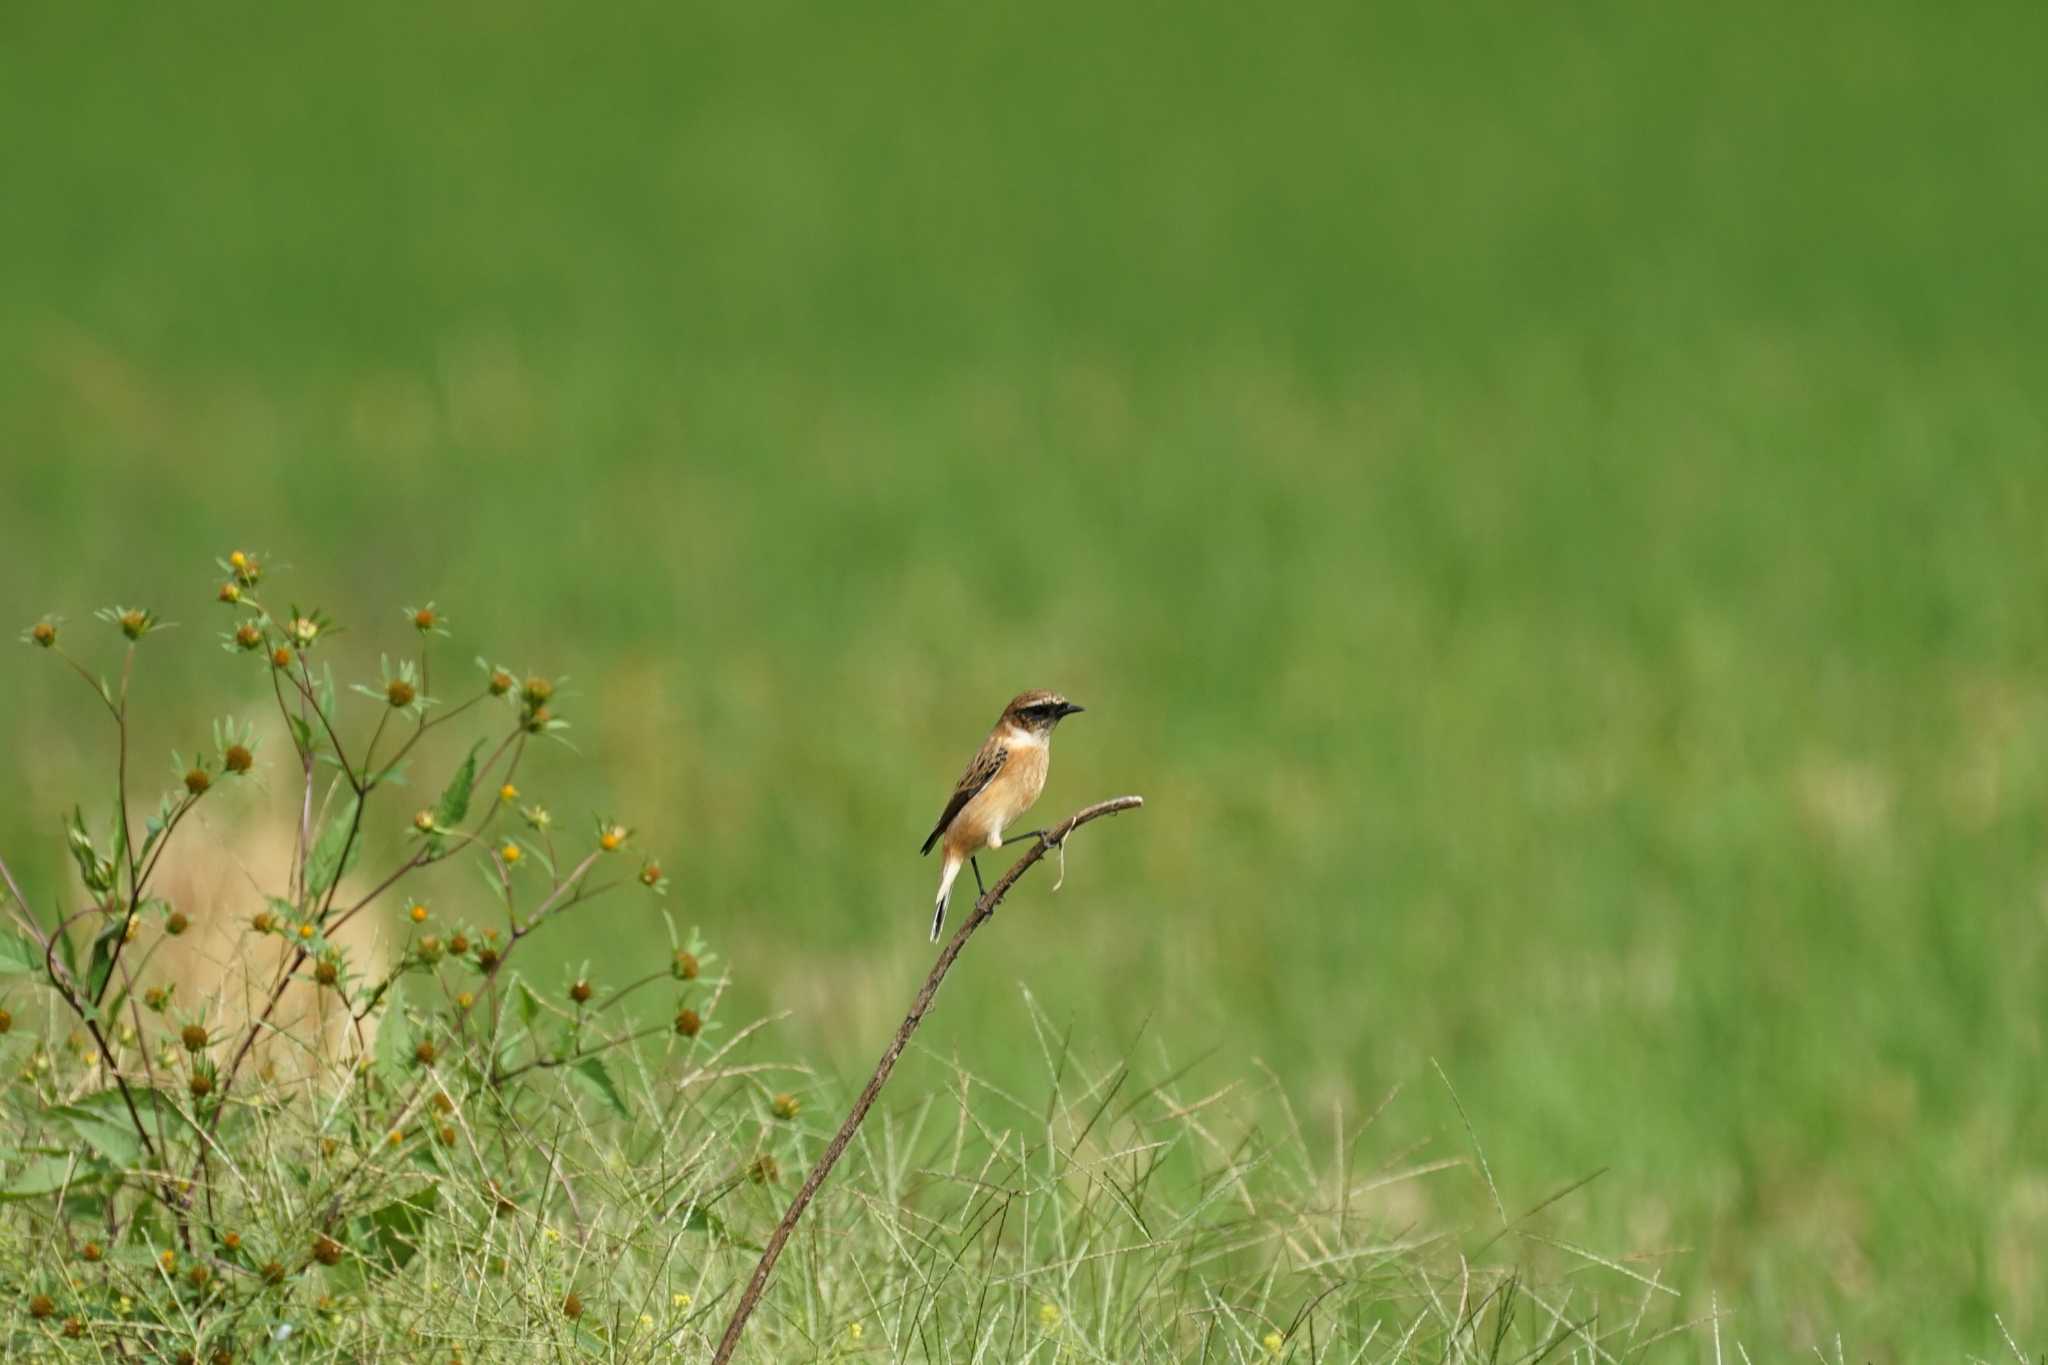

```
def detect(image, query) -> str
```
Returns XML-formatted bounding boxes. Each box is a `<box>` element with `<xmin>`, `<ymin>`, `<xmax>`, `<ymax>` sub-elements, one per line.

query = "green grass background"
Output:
<box><xmin>4</xmin><ymin>1</ymin><xmax>2046</xmax><ymax>1352</ymax></box>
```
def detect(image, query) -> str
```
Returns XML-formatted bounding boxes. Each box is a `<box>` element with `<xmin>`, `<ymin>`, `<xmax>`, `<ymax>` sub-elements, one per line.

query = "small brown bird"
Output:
<box><xmin>921</xmin><ymin>690</ymin><xmax>1085</xmax><ymax>939</ymax></box>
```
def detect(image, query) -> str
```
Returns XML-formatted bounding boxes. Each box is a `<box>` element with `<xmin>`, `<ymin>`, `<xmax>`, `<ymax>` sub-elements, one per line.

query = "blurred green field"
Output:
<box><xmin>4</xmin><ymin>1</ymin><xmax>2047</xmax><ymax>1353</ymax></box>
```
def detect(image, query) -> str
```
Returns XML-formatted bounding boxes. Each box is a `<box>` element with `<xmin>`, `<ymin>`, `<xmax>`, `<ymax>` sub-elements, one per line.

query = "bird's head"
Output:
<box><xmin>1003</xmin><ymin>690</ymin><xmax>1085</xmax><ymax>736</ymax></box>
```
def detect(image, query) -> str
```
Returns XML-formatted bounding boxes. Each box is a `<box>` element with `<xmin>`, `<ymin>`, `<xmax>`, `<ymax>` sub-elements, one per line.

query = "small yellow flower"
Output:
<box><xmin>228</xmin><ymin>550</ymin><xmax>248</xmax><ymax>571</ymax></box>
<box><xmin>500</xmin><ymin>841</ymin><xmax>521</xmax><ymax>864</ymax></box>
<box><xmin>543</xmin><ymin>1225</ymin><xmax>561</xmax><ymax>1243</ymax></box>
<box><xmin>638</xmin><ymin>1313</ymin><xmax>654</xmax><ymax>1330</ymax></box>
<box><xmin>1263</xmin><ymin>1330</ymin><xmax>1284</xmax><ymax>1354</ymax></box>
<box><xmin>117</xmin><ymin>1296</ymin><xmax>132</xmax><ymax>1314</ymax></box>
<box><xmin>298</xmin><ymin>922</ymin><xmax>316</xmax><ymax>940</ymax></box>
<box><xmin>1038</xmin><ymin>1301</ymin><xmax>1061</xmax><ymax>1328</ymax></box>
<box><xmin>456</xmin><ymin>991</ymin><xmax>475</xmax><ymax>1009</ymax></box>
<box><xmin>387</xmin><ymin>1128</ymin><xmax>405</xmax><ymax>1146</ymax></box>
<box><xmin>409</xmin><ymin>903</ymin><xmax>429</xmax><ymax>923</ymax></box>
<box><xmin>598</xmin><ymin>823</ymin><xmax>627</xmax><ymax>852</ymax></box>
<box><xmin>848</xmin><ymin>1321</ymin><xmax>864</xmax><ymax>1340</ymax></box>
<box><xmin>672</xmin><ymin>1292</ymin><xmax>692</xmax><ymax>1310</ymax></box>
<box><xmin>498</xmin><ymin>783</ymin><xmax>519</xmax><ymax>802</ymax></box>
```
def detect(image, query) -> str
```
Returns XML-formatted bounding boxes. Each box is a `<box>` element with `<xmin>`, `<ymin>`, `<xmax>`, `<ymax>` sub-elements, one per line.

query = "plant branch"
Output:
<box><xmin>708</xmin><ymin>794</ymin><xmax>1143</xmax><ymax>1365</ymax></box>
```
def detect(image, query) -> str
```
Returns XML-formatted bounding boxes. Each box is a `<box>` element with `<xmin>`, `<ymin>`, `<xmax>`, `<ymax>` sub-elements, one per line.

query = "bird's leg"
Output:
<box><xmin>970</xmin><ymin>856</ymin><xmax>986</xmax><ymax>897</ymax></box>
<box><xmin>1006</xmin><ymin>829</ymin><xmax>1052</xmax><ymax>846</ymax></box>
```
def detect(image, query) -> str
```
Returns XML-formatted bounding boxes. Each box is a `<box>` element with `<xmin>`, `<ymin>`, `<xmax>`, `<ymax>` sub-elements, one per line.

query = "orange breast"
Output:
<box><xmin>945</xmin><ymin>744</ymin><xmax>1049</xmax><ymax>853</ymax></box>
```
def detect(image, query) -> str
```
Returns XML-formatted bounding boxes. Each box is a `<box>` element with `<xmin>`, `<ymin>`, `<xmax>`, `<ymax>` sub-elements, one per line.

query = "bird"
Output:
<box><xmin>921</xmin><ymin>690</ymin><xmax>1085</xmax><ymax>940</ymax></box>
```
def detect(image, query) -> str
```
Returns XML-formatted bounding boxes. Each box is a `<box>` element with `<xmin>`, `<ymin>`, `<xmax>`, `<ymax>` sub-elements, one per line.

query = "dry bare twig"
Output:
<box><xmin>709</xmin><ymin>793</ymin><xmax>1145</xmax><ymax>1364</ymax></box>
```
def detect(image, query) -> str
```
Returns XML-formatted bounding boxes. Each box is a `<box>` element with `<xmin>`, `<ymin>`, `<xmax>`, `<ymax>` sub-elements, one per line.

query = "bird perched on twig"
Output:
<box><xmin>920</xmin><ymin>690</ymin><xmax>1085</xmax><ymax>939</ymax></box>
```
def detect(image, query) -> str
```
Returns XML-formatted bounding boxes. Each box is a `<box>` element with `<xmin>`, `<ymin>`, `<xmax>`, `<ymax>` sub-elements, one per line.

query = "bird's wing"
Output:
<box><xmin>921</xmin><ymin>741</ymin><xmax>1009</xmax><ymax>855</ymax></box>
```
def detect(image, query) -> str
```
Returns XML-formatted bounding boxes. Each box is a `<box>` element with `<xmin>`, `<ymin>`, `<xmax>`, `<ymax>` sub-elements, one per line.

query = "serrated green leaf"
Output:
<box><xmin>366</xmin><ymin>1183</ymin><xmax>439</xmax><ymax>1270</ymax></box>
<box><xmin>305</xmin><ymin>795</ymin><xmax>362</xmax><ymax>898</ymax></box>
<box><xmin>2</xmin><ymin>1153</ymin><xmax>99</xmax><ymax>1201</ymax></box>
<box><xmin>374</xmin><ymin>1003</ymin><xmax>415</xmax><ymax>1082</ymax></box>
<box><xmin>0</xmin><ymin>928</ymin><xmax>39</xmax><ymax>976</ymax></box>
<box><xmin>48</xmin><ymin>1088</ymin><xmax>176</xmax><ymax>1168</ymax></box>
<box><xmin>572</xmin><ymin>1056</ymin><xmax>631</xmax><ymax>1120</ymax></box>
<box><xmin>433</xmin><ymin>742</ymin><xmax>483</xmax><ymax>830</ymax></box>
<box><xmin>84</xmin><ymin>917</ymin><xmax>125</xmax><ymax>1002</ymax></box>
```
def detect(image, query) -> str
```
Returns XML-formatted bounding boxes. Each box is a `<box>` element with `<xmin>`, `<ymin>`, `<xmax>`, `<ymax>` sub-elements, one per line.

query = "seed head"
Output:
<box><xmin>217</xmin><ymin>582</ymin><xmax>241</xmax><ymax>604</ymax></box>
<box><xmin>771</xmin><ymin>1092</ymin><xmax>800</xmax><ymax>1121</ymax></box>
<box><xmin>188</xmin><ymin>1262</ymin><xmax>211</xmax><ymax>1289</ymax></box>
<box><xmin>562</xmin><ymin>1291</ymin><xmax>584</xmax><ymax>1320</ymax></box>
<box><xmin>438</xmin><ymin>1123</ymin><xmax>457</xmax><ymax>1145</ymax></box>
<box><xmin>448</xmin><ymin>932</ymin><xmax>470</xmax><ymax>955</ymax></box>
<box><xmin>184</xmin><ymin>769</ymin><xmax>211</xmax><ymax>796</ymax></box>
<box><xmin>413</xmin><ymin>808</ymin><xmax>437</xmax><ymax>833</ymax></box>
<box><xmin>261</xmin><ymin>1260</ymin><xmax>286</xmax><ymax>1284</ymax></box>
<box><xmin>414</xmin><ymin>1041</ymin><xmax>437</xmax><ymax>1066</ymax></box>
<box><xmin>189</xmin><ymin>1072</ymin><xmax>212</xmax><ymax>1097</ymax></box>
<box><xmin>0</xmin><ymin>1007</ymin><xmax>10</xmax><ymax>1033</ymax></box>
<box><xmin>488</xmin><ymin>669</ymin><xmax>514</xmax><ymax>696</ymax></box>
<box><xmin>386</xmin><ymin>678</ymin><xmax>416</xmax><ymax>708</ymax></box>
<box><xmin>671</xmin><ymin>951</ymin><xmax>698</xmax><ymax>980</ymax></box>
<box><xmin>747</xmin><ymin>1154</ymin><xmax>780</xmax><ymax>1185</ymax></box>
<box><xmin>413</xmin><ymin>607</ymin><xmax>438</xmax><ymax>632</ymax></box>
<box><xmin>523</xmin><ymin>705</ymin><xmax>551</xmax><ymax>733</ymax></box>
<box><xmin>80</xmin><ymin>1241</ymin><xmax>102</xmax><ymax>1263</ymax></box>
<box><xmin>181</xmin><ymin>1023</ymin><xmax>208</xmax><ymax>1052</ymax></box>
<box><xmin>673</xmin><ymin>1008</ymin><xmax>701</xmax><ymax>1038</ymax></box>
<box><xmin>165</xmin><ymin>909</ymin><xmax>190</xmax><ymax>936</ymax></box>
<box><xmin>569</xmin><ymin>979</ymin><xmax>592</xmax><ymax>1003</ymax></box>
<box><xmin>417</xmin><ymin>935</ymin><xmax>443</xmax><ymax>963</ymax></box>
<box><xmin>233</xmin><ymin>622</ymin><xmax>264</xmax><ymax>651</ymax></box>
<box><xmin>640</xmin><ymin>860</ymin><xmax>665</xmax><ymax>888</ymax></box>
<box><xmin>222</xmin><ymin>1232</ymin><xmax>241</xmax><ymax>1250</ymax></box>
<box><xmin>28</xmin><ymin>1293</ymin><xmax>54</xmax><ymax>1319</ymax></box>
<box><xmin>144</xmin><ymin>986</ymin><xmax>170</xmax><ymax>1011</ymax></box>
<box><xmin>408</xmin><ymin>902</ymin><xmax>428</xmax><ymax>923</ymax></box>
<box><xmin>270</xmin><ymin>646</ymin><xmax>293</xmax><ymax>669</ymax></box>
<box><xmin>475</xmin><ymin>945</ymin><xmax>501</xmax><ymax>971</ymax></box>
<box><xmin>30</xmin><ymin>621</ymin><xmax>57</xmax><ymax>647</ymax></box>
<box><xmin>521</xmin><ymin>676</ymin><xmax>553</xmax><ymax>707</ymax></box>
<box><xmin>312</xmin><ymin>1235</ymin><xmax>342</xmax><ymax>1266</ymax></box>
<box><xmin>63</xmin><ymin>1316</ymin><xmax>85</xmax><ymax>1339</ymax></box>
<box><xmin>224</xmin><ymin>743</ymin><xmax>254</xmax><ymax>774</ymax></box>
<box><xmin>313</xmin><ymin>959</ymin><xmax>339</xmax><ymax>987</ymax></box>
<box><xmin>119</xmin><ymin>608</ymin><xmax>150</xmax><ymax>639</ymax></box>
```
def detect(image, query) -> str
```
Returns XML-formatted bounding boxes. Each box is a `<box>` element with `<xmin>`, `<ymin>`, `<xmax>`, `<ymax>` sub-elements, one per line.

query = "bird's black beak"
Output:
<box><xmin>1057</xmin><ymin>702</ymin><xmax>1085</xmax><ymax>717</ymax></box>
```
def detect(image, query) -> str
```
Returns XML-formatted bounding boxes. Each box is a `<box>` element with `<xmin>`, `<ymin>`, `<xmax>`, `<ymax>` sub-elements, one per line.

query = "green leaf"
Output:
<box><xmin>374</xmin><ymin>1003</ymin><xmax>415</xmax><ymax>1083</ymax></box>
<box><xmin>305</xmin><ymin>795</ymin><xmax>362</xmax><ymax>898</ymax></box>
<box><xmin>84</xmin><ymin>917</ymin><xmax>126</xmax><ymax>1002</ymax></box>
<box><xmin>0</xmin><ymin>928</ymin><xmax>39</xmax><ymax>976</ymax></box>
<box><xmin>366</xmin><ymin>1183</ymin><xmax>440</xmax><ymax>1270</ymax></box>
<box><xmin>513</xmin><ymin>977</ymin><xmax>542</xmax><ymax>1028</ymax></box>
<box><xmin>433</xmin><ymin>742</ymin><xmax>483</xmax><ymax>829</ymax></box>
<box><xmin>2</xmin><ymin>1153</ymin><xmax>99</xmax><ymax>1201</ymax></box>
<box><xmin>48</xmin><ymin>1088</ymin><xmax>176</xmax><ymax>1167</ymax></box>
<box><xmin>572</xmin><ymin>1056</ymin><xmax>631</xmax><ymax>1120</ymax></box>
